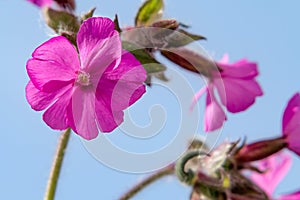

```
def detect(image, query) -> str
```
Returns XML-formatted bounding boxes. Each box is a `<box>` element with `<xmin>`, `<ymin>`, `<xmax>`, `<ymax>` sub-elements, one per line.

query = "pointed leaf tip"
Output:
<box><xmin>81</xmin><ymin>7</ymin><xmax>96</xmax><ymax>22</ymax></box>
<box><xmin>114</xmin><ymin>14</ymin><xmax>122</xmax><ymax>33</ymax></box>
<box><xmin>135</xmin><ymin>0</ymin><xmax>164</xmax><ymax>26</ymax></box>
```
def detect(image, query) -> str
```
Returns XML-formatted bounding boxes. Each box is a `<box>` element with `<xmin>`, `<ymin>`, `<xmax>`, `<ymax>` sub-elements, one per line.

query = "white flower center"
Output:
<box><xmin>76</xmin><ymin>71</ymin><xmax>91</xmax><ymax>86</ymax></box>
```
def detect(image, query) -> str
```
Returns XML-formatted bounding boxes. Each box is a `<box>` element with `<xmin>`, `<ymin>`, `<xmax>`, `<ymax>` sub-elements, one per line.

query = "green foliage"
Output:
<box><xmin>43</xmin><ymin>7</ymin><xmax>80</xmax><ymax>34</ymax></box>
<box><xmin>135</xmin><ymin>0</ymin><xmax>164</xmax><ymax>26</ymax></box>
<box><xmin>165</xmin><ymin>29</ymin><xmax>206</xmax><ymax>48</ymax></box>
<box><xmin>80</xmin><ymin>7</ymin><xmax>96</xmax><ymax>23</ymax></box>
<box><xmin>122</xmin><ymin>41</ymin><xmax>166</xmax><ymax>74</ymax></box>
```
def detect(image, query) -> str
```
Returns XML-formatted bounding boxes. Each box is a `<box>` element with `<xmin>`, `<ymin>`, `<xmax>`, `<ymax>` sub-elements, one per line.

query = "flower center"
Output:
<box><xmin>76</xmin><ymin>71</ymin><xmax>91</xmax><ymax>86</ymax></box>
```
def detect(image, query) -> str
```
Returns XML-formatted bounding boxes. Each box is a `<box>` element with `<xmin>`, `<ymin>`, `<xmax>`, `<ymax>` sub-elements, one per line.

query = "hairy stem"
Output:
<box><xmin>119</xmin><ymin>164</ymin><xmax>175</xmax><ymax>200</ymax></box>
<box><xmin>44</xmin><ymin>128</ymin><xmax>71</xmax><ymax>200</ymax></box>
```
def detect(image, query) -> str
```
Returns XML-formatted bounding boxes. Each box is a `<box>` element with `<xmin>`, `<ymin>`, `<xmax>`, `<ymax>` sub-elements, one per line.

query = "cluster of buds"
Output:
<box><xmin>176</xmin><ymin>140</ymin><xmax>268</xmax><ymax>200</ymax></box>
<box><xmin>175</xmin><ymin>93</ymin><xmax>300</xmax><ymax>200</ymax></box>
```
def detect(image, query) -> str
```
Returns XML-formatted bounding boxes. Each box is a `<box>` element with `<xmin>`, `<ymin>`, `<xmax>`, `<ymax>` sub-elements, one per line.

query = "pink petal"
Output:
<box><xmin>217</xmin><ymin>58</ymin><xmax>259</xmax><ymax>79</ymax></box>
<box><xmin>251</xmin><ymin>151</ymin><xmax>292</xmax><ymax>196</ymax></box>
<box><xmin>219</xmin><ymin>54</ymin><xmax>229</xmax><ymax>63</ymax></box>
<box><xmin>215</xmin><ymin>77</ymin><xmax>263</xmax><ymax>113</ymax></box>
<box><xmin>282</xmin><ymin>93</ymin><xmax>300</xmax><ymax>155</ymax></box>
<box><xmin>204</xmin><ymin>86</ymin><xmax>227</xmax><ymax>132</ymax></box>
<box><xmin>128</xmin><ymin>85</ymin><xmax>146</xmax><ymax>106</ymax></box>
<box><xmin>27</xmin><ymin>0</ymin><xmax>52</xmax><ymax>7</ymax></box>
<box><xmin>94</xmin><ymin>52</ymin><xmax>146</xmax><ymax>133</ymax></box>
<box><xmin>26</xmin><ymin>81</ymin><xmax>57</xmax><ymax>111</ymax></box>
<box><xmin>96</xmin><ymin>79</ymin><xmax>146</xmax><ymax>113</ymax></box>
<box><xmin>279</xmin><ymin>190</ymin><xmax>300</xmax><ymax>200</ymax></box>
<box><xmin>191</xmin><ymin>86</ymin><xmax>208</xmax><ymax>110</ymax></box>
<box><xmin>26</xmin><ymin>36</ymin><xmax>79</xmax><ymax>92</ymax></box>
<box><xmin>95</xmin><ymin>95</ymin><xmax>124</xmax><ymax>133</ymax></box>
<box><xmin>282</xmin><ymin>93</ymin><xmax>300</xmax><ymax>134</ymax></box>
<box><xmin>283</xmin><ymin>116</ymin><xmax>300</xmax><ymax>156</ymax></box>
<box><xmin>104</xmin><ymin>50</ymin><xmax>146</xmax><ymax>82</ymax></box>
<box><xmin>42</xmin><ymin>86</ymin><xmax>73</xmax><ymax>130</ymax></box>
<box><xmin>68</xmin><ymin>86</ymin><xmax>99</xmax><ymax>140</ymax></box>
<box><xmin>77</xmin><ymin>17</ymin><xmax>122</xmax><ymax>77</ymax></box>
<box><xmin>97</xmin><ymin>51</ymin><xmax>147</xmax><ymax>111</ymax></box>
<box><xmin>26</xmin><ymin>81</ymin><xmax>71</xmax><ymax>111</ymax></box>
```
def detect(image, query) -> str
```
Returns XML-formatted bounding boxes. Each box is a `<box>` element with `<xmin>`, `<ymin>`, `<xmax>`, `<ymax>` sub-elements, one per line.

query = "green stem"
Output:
<box><xmin>44</xmin><ymin>128</ymin><xmax>71</xmax><ymax>200</ymax></box>
<box><xmin>119</xmin><ymin>164</ymin><xmax>175</xmax><ymax>200</ymax></box>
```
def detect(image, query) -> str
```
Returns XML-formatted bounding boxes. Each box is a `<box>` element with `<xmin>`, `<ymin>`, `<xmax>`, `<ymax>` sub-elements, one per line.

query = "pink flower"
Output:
<box><xmin>279</xmin><ymin>191</ymin><xmax>300</xmax><ymax>200</ymax></box>
<box><xmin>26</xmin><ymin>17</ymin><xmax>146</xmax><ymax>140</ymax></box>
<box><xmin>282</xmin><ymin>93</ymin><xmax>300</xmax><ymax>156</ymax></box>
<box><xmin>251</xmin><ymin>151</ymin><xmax>292</xmax><ymax>197</ymax></box>
<box><xmin>250</xmin><ymin>151</ymin><xmax>300</xmax><ymax>200</ymax></box>
<box><xmin>192</xmin><ymin>54</ymin><xmax>263</xmax><ymax>132</ymax></box>
<box><xmin>27</xmin><ymin>0</ymin><xmax>52</xmax><ymax>7</ymax></box>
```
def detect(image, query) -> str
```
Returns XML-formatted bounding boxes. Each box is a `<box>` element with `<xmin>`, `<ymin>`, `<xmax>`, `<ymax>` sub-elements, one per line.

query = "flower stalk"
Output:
<box><xmin>119</xmin><ymin>164</ymin><xmax>174</xmax><ymax>200</ymax></box>
<box><xmin>44</xmin><ymin>128</ymin><xmax>71</xmax><ymax>200</ymax></box>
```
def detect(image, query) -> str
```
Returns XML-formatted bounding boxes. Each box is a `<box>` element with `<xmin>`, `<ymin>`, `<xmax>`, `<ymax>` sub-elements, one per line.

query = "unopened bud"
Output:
<box><xmin>161</xmin><ymin>48</ymin><xmax>217</xmax><ymax>77</ymax></box>
<box><xmin>151</xmin><ymin>19</ymin><xmax>179</xmax><ymax>30</ymax></box>
<box><xmin>235</xmin><ymin>137</ymin><xmax>287</xmax><ymax>163</ymax></box>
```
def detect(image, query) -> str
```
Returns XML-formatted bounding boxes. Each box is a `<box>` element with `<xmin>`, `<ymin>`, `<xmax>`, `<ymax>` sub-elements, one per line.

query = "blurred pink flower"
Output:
<box><xmin>251</xmin><ymin>151</ymin><xmax>300</xmax><ymax>200</ymax></box>
<box><xmin>26</xmin><ymin>17</ymin><xmax>146</xmax><ymax>140</ymax></box>
<box><xmin>251</xmin><ymin>151</ymin><xmax>292</xmax><ymax>196</ymax></box>
<box><xmin>27</xmin><ymin>0</ymin><xmax>52</xmax><ymax>7</ymax></box>
<box><xmin>282</xmin><ymin>93</ymin><xmax>300</xmax><ymax>156</ymax></box>
<box><xmin>192</xmin><ymin>54</ymin><xmax>263</xmax><ymax>132</ymax></box>
<box><xmin>279</xmin><ymin>191</ymin><xmax>300</xmax><ymax>200</ymax></box>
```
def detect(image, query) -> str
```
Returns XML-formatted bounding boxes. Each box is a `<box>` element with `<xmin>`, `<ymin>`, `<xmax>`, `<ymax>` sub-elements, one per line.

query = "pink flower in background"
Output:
<box><xmin>279</xmin><ymin>191</ymin><xmax>300</xmax><ymax>200</ymax></box>
<box><xmin>192</xmin><ymin>84</ymin><xmax>227</xmax><ymax>132</ymax></box>
<box><xmin>26</xmin><ymin>17</ymin><xmax>146</xmax><ymax>140</ymax></box>
<box><xmin>192</xmin><ymin>54</ymin><xmax>263</xmax><ymax>132</ymax></box>
<box><xmin>27</xmin><ymin>0</ymin><xmax>52</xmax><ymax>7</ymax></box>
<box><xmin>282</xmin><ymin>93</ymin><xmax>300</xmax><ymax>156</ymax></box>
<box><xmin>251</xmin><ymin>151</ymin><xmax>292</xmax><ymax>197</ymax></box>
<box><xmin>250</xmin><ymin>151</ymin><xmax>300</xmax><ymax>200</ymax></box>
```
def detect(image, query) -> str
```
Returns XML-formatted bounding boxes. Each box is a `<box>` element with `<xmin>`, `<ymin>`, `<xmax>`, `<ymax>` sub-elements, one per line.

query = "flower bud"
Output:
<box><xmin>161</xmin><ymin>48</ymin><xmax>216</xmax><ymax>77</ymax></box>
<box><xmin>234</xmin><ymin>137</ymin><xmax>287</xmax><ymax>163</ymax></box>
<box><xmin>151</xmin><ymin>19</ymin><xmax>179</xmax><ymax>30</ymax></box>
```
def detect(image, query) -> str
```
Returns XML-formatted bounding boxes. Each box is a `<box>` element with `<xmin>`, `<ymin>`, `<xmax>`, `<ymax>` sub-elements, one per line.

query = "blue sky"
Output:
<box><xmin>1</xmin><ymin>0</ymin><xmax>300</xmax><ymax>199</ymax></box>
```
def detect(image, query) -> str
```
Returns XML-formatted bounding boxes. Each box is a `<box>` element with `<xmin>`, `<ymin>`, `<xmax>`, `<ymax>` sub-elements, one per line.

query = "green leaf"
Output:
<box><xmin>81</xmin><ymin>7</ymin><xmax>96</xmax><ymax>23</ymax></box>
<box><xmin>179</xmin><ymin>29</ymin><xmax>206</xmax><ymax>41</ymax></box>
<box><xmin>149</xmin><ymin>19</ymin><xmax>179</xmax><ymax>41</ymax></box>
<box><xmin>43</xmin><ymin>7</ymin><xmax>79</xmax><ymax>34</ymax></box>
<box><xmin>143</xmin><ymin>63</ymin><xmax>166</xmax><ymax>75</ymax></box>
<box><xmin>154</xmin><ymin>72</ymin><xmax>169</xmax><ymax>82</ymax></box>
<box><xmin>135</xmin><ymin>0</ymin><xmax>164</xmax><ymax>26</ymax></box>
<box><xmin>165</xmin><ymin>29</ymin><xmax>206</xmax><ymax>48</ymax></box>
<box><xmin>122</xmin><ymin>41</ymin><xmax>166</xmax><ymax>74</ymax></box>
